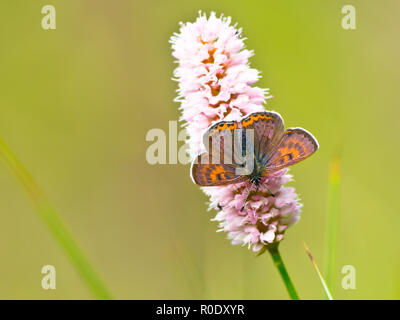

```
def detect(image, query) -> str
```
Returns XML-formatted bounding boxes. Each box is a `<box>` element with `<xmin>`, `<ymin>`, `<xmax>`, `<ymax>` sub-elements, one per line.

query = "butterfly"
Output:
<box><xmin>191</xmin><ymin>111</ymin><xmax>318</xmax><ymax>190</ymax></box>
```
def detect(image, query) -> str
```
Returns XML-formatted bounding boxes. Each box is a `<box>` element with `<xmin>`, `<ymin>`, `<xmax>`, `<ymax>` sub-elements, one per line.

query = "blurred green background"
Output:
<box><xmin>0</xmin><ymin>0</ymin><xmax>398</xmax><ymax>299</ymax></box>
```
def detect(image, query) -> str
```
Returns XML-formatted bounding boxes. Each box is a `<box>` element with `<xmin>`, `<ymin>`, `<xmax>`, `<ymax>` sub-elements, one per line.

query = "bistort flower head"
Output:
<box><xmin>203</xmin><ymin>170</ymin><xmax>302</xmax><ymax>252</ymax></box>
<box><xmin>171</xmin><ymin>11</ymin><xmax>302</xmax><ymax>252</ymax></box>
<box><xmin>171</xmin><ymin>11</ymin><xmax>270</xmax><ymax>157</ymax></box>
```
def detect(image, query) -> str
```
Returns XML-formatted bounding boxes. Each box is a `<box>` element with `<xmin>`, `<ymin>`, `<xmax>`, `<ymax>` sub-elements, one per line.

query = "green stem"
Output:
<box><xmin>0</xmin><ymin>137</ymin><xmax>112</xmax><ymax>300</ymax></box>
<box><xmin>267</xmin><ymin>244</ymin><xmax>299</xmax><ymax>300</ymax></box>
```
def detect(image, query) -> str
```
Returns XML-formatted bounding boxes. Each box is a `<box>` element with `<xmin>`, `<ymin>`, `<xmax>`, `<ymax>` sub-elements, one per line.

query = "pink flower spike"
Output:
<box><xmin>171</xmin><ymin>11</ymin><xmax>271</xmax><ymax>157</ymax></box>
<box><xmin>171</xmin><ymin>12</ymin><xmax>302</xmax><ymax>252</ymax></box>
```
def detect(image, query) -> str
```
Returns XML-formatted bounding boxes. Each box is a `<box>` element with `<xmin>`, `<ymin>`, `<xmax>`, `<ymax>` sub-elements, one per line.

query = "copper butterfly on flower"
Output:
<box><xmin>191</xmin><ymin>111</ymin><xmax>318</xmax><ymax>188</ymax></box>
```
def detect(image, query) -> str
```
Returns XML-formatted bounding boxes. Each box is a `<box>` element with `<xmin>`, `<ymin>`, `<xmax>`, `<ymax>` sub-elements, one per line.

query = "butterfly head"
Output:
<box><xmin>249</xmin><ymin>176</ymin><xmax>261</xmax><ymax>187</ymax></box>
<box><xmin>248</xmin><ymin>164</ymin><xmax>264</xmax><ymax>188</ymax></box>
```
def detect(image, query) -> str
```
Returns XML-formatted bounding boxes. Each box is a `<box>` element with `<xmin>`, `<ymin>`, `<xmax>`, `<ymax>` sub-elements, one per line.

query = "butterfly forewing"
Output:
<box><xmin>240</xmin><ymin>111</ymin><xmax>285</xmax><ymax>166</ymax></box>
<box><xmin>265</xmin><ymin>128</ymin><xmax>318</xmax><ymax>172</ymax></box>
<box><xmin>202</xmin><ymin>120</ymin><xmax>243</xmax><ymax>166</ymax></box>
<box><xmin>191</xmin><ymin>121</ymin><xmax>246</xmax><ymax>186</ymax></box>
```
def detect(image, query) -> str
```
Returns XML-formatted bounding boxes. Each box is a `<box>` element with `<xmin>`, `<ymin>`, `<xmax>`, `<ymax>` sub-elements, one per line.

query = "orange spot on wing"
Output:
<box><xmin>209</xmin><ymin>165</ymin><xmax>225</xmax><ymax>181</ymax></box>
<box><xmin>241</xmin><ymin>113</ymin><xmax>273</xmax><ymax>127</ymax></box>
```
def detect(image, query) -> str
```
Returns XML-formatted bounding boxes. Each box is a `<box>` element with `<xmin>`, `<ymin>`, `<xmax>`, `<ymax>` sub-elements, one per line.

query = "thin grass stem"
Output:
<box><xmin>303</xmin><ymin>242</ymin><xmax>333</xmax><ymax>300</ymax></box>
<box><xmin>0</xmin><ymin>137</ymin><xmax>112</xmax><ymax>300</ymax></box>
<box><xmin>325</xmin><ymin>156</ymin><xmax>340</xmax><ymax>296</ymax></box>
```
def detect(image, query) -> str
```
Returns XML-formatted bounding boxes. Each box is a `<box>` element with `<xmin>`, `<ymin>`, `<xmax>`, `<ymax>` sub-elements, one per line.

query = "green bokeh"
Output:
<box><xmin>0</xmin><ymin>0</ymin><xmax>398</xmax><ymax>299</ymax></box>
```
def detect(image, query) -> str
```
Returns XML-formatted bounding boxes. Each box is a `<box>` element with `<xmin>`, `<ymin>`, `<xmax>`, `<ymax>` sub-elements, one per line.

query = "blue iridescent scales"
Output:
<box><xmin>191</xmin><ymin>111</ymin><xmax>319</xmax><ymax>187</ymax></box>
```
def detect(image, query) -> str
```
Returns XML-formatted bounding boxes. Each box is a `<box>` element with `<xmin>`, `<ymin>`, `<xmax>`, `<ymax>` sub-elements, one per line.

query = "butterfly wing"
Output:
<box><xmin>191</xmin><ymin>153</ymin><xmax>246</xmax><ymax>186</ymax></box>
<box><xmin>265</xmin><ymin>128</ymin><xmax>318</xmax><ymax>172</ymax></box>
<box><xmin>240</xmin><ymin>111</ymin><xmax>285</xmax><ymax>166</ymax></box>
<box><xmin>192</xmin><ymin>119</ymin><xmax>249</xmax><ymax>186</ymax></box>
<box><xmin>202</xmin><ymin>120</ymin><xmax>241</xmax><ymax>166</ymax></box>
<box><xmin>193</xmin><ymin>112</ymin><xmax>286</xmax><ymax>186</ymax></box>
<box><xmin>192</xmin><ymin>112</ymin><xmax>318</xmax><ymax>185</ymax></box>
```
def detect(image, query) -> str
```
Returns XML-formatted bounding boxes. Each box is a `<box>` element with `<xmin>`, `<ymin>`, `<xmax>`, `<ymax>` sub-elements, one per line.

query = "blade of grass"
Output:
<box><xmin>324</xmin><ymin>155</ymin><xmax>340</xmax><ymax>296</ymax></box>
<box><xmin>0</xmin><ymin>136</ymin><xmax>112</xmax><ymax>299</ymax></box>
<box><xmin>303</xmin><ymin>242</ymin><xmax>333</xmax><ymax>300</ymax></box>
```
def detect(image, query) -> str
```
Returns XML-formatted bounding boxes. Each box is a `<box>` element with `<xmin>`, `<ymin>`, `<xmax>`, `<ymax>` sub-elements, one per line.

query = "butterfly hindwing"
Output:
<box><xmin>191</xmin><ymin>153</ymin><xmax>246</xmax><ymax>186</ymax></box>
<box><xmin>240</xmin><ymin>111</ymin><xmax>285</xmax><ymax>165</ymax></box>
<box><xmin>265</xmin><ymin>128</ymin><xmax>318</xmax><ymax>172</ymax></box>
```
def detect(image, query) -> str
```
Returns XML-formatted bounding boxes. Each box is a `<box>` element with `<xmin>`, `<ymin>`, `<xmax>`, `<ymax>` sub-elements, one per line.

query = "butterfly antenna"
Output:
<box><xmin>266</xmin><ymin>187</ymin><xmax>275</xmax><ymax>197</ymax></box>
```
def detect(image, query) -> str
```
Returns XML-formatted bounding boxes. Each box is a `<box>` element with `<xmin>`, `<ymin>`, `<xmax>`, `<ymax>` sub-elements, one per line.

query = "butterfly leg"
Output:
<box><xmin>240</xmin><ymin>184</ymin><xmax>275</xmax><ymax>212</ymax></box>
<box><xmin>266</xmin><ymin>187</ymin><xmax>275</xmax><ymax>197</ymax></box>
<box><xmin>240</xmin><ymin>184</ymin><xmax>253</xmax><ymax>212</ymax></box>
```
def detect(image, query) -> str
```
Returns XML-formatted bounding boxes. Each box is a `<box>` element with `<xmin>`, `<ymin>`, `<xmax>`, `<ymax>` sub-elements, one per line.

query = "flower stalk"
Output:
<box><xmin>267</xmin><ymin>243</ymin><xmax>299</xmax><ymax>300</ymax></box>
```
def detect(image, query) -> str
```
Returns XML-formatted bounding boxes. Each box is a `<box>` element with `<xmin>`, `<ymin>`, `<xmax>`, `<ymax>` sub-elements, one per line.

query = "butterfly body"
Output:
<box><xmin>191</xmin><ymin>111</ymin><xmax>318</xmax><ymax>188</ymax></box>
<box><xmin>248</xmin><ymin>161</ymin><xmax>264</xmax><ymax>187</ymax></box>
